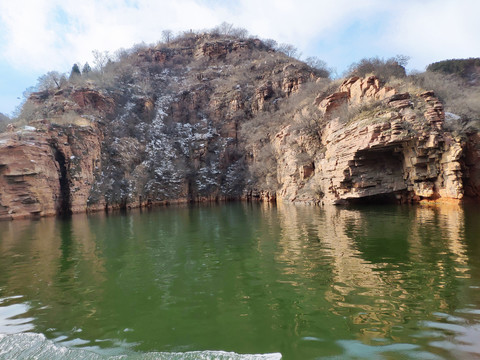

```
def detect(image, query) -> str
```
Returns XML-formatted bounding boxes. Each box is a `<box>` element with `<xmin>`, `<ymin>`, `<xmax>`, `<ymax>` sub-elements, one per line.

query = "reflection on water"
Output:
<box><xmin>275</xmin><ymin>203</ymin><xmax>480</xmax><ymax>359</ymax></box>
<box><xmin>0</xmin><ymin>296</ymin><xmax>33</xmax><ymax>334</ymax></box>
<box><xmin>0</xmin><ymin>203</ymin><xmax>479</xmax><ymax>359</ymax></box>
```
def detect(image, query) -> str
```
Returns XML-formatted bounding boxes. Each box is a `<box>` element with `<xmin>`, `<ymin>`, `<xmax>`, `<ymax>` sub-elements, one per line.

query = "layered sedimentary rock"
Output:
<box><xmin>0</xmin><ymin>122</ymin><xmax>102</xmax><ymax>220</ymax></box>
<box><xmin>1</xmin><ymin>34</ymin><xmax>479</xmax><ymax>219</ymax></box>
<box><xmin>274</xmin><ymin>76</ymin><xmax>474</xmax><ymax>204</ymax></box>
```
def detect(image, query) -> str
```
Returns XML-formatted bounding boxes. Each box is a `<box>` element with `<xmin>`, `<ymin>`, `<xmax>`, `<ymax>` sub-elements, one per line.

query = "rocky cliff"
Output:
<box><xmin>1</xmin><ymin>33</ymin><xmax>479</xmax><ymax>219</ymax></box>
<box><xmin>0</xmin><ymin>121</ymin><xmax>102</xmax><ymax>220</ymax></box>
<box><xmin>270</xmin><ymin>76</ymin><xmax>475</xmax><ymax>205</ymax></box>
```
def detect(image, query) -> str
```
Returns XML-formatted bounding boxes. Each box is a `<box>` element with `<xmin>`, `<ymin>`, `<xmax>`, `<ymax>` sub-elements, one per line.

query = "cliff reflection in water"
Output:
<box><xmin>273</xmin><ymin>202</ymin><xmax>479</xmax><ymax>357</ymax></box>
<box><xmin>0</xmin><ymin>215</ymin><xmax>107</xmax><ymax>339</ymax></box>
<box><xmin>0</xmin><ymin>203</ymin><xmax>479</xmax><ymax>359</ymax></box>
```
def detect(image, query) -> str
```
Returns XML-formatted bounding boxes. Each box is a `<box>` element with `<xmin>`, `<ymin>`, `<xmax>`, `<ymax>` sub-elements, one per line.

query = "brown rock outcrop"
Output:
<box><xmin>316</xmin><ymin>92</ymin><xmax>349</xmax><ymax>116</ymax></box>
<box><xmin>0</xmin><ymin>129</ymin><xmax>59</xmax><ymax>219</ymax></box>
<box><xmin>27</xmin><ymin>88</ymin><xmax>116</xmax><ymax>119</ymax></box>
<box><xmin>71</xmin><ymin>89</ymin><xmax>115</xmax><ymax>115</ymax></box>
<box><xmin>339</xmin><ymin>75</ymin><xmax>396</xmax><ymax>105</ymax></box>
<box><xmin>274</xmin><ymin>76</ymin><xmax>469</xmax><ymax>205</ymax></box>
<box><xmin>0</xmin><ymin>123</ymin><xmax>103</xmax><ymax>220</ymax></box>
<box><xmin>315</xmin><ymin>76</ymin><xmax>397</xmax><ymax>117</ymax></box>
<box><xmin>317</xmin><ymin>118</ymin><xmax>463</xmax><ymax>204</ymax></box>
<box><xmin>252</xmin><ymin>82</ymin><xmax>274</xmax><ymax>112</ymax></box>
<box><xmin>280</xmin><ymin>64</ymin><xmax>312</xmax><ymax>95</ymax></box>
<box><xmin>420</xmin><ymin>91</ymin><xmax>445</xmax><ymax>129</ymax></box>
<box><xmin>191</xmin><ymin>37</ymin><xmax>263</xmax><ymax>60</ymax></box>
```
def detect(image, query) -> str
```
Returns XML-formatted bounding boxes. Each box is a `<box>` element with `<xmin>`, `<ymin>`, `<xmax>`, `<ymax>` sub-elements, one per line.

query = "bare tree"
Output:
<box><xmin>305</xmin><ymin>56</ymin><xmax>331</xmax><ymax>78</ymax></box>
<box><xmin>114</xmin><ymin>48</ymin><xmax>130</xmax><ymax>61</ymax></box>
<box><xmin>92</xmin><ymin>50</ymin><xmax>110</xmax><ymax>74</ymax></box>
<box><xmin>217</xmin><ymin>22</ymin><xmax>234</xmax><ymax>36</ymax></box>
<box><xmin>91</xmin><ymin>50</ymin><xmax>112</xmax><ymax>84</ymax></box>
<box><xmin>263</xmin><ymin>38</ymin><xmax>277</xmax><ymax>49</ymax></box>
<box><xmin>394</xmin><ymin>54</ymin><xmax>410</xmax><ymax>68</ymax></box>
<box><xmin>277</xmin><ymin>43</ymin><xmax>299</xmax><ymax>58</ymax></box>
<box><xmin>162</xmin><ymin>29</ymin><xmax>173</xmax><ymax>44</ymax></box>
<box><xmin>231</xmin><ymin>27</ymin><xmax>249</xmax><ymax>39</ymax></box>
<box><xmin>37</xmin><ymin>71</ymin><xmax>67</xmax><ymax>91</ymax></box>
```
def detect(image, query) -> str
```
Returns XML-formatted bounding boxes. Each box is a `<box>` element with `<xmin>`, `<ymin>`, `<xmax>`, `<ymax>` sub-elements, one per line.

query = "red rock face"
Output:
<box><xmin>201</xmin><ymin>41</ymin><xmax>231</xmax><ymax>60</ymax></box>
<box><xmin>199</xmin><ymin>39</ymin><xmax>258</xmax><ymax>60</ymax></box>
<box><xmin>339</xmin><ymin>75</ymin><xmax>396</xmax><ymax>104</ymax></box>
<box><xmin>27</xmin><ymin>88</ymin><xmax>116</xmax><ymax>118</ymax></box>
<box><xmin>0</xmin><ymin>123</ymin><xmax>103</xmax><ymax>220</ymax></box>
<box><xmin>420</xmin><ymin>91</ymin><xmax>445</xmax><ymax>129</ymax></box>
<box><xmin>0</xmin><ymin>131</ymin><xmax>59</xmax><ymax>219</ymax></box>
<box><xmin>315</xmin><ymin>92</ymin><xmax>349</xmax><ymax>116</ymax></box>
<box><xmin>71</xmin><ymin>90</ymin><xmax>115</xmax><ymax>115</ymax></box>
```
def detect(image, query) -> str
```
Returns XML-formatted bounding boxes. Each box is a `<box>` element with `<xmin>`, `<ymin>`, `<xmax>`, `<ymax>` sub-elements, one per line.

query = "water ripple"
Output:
<box><xmin>0</xmin><ymin>333</ymin><xmax>282</xmax><ymax>360</ymax></box>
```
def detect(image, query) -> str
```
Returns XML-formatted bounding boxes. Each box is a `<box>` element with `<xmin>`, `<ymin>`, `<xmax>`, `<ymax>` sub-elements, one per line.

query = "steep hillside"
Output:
<box><xmin>1</xmin><ymin>33</ymin><xmax>480</xmax><ymax>219</ymax></box>
<box><xmin>0</xmin><ymin>33</ymin><xmax>318</xmax><ymax>219</ymax></box>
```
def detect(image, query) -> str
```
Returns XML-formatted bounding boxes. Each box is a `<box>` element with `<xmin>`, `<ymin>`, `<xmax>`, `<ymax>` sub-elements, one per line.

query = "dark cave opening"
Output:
<box><xmin>342</xmin><ymin>147</ymin><xmax>408</xmax><ymax>205</ymax></box>
<box><xmin>462</xmin><ymin>140</ymin><xmax>480</xmax><ymax>199</ymax></box>
<box><xmin>53</xmin><ymin>147</ymin><xmax>72</xmax><ymax>217</ymax></box>
<box><xmin>346</xmin><ymin>192</ymin><xmax>405</xmax><ymax>205</ymax></box>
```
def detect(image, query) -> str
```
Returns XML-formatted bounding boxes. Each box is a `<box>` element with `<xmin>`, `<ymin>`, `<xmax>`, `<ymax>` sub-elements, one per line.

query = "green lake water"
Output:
<box><xmin>0</xmin><ymin>202</ymin><xmax>480</xmax><ymax>359</ymax></box>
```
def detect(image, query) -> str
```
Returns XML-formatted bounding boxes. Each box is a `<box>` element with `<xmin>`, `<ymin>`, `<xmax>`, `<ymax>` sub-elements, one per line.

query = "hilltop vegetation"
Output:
<box><xmin>427</xmin><ymin>58</ymin><xmax>480</xmax><ymax>82</ymax></box>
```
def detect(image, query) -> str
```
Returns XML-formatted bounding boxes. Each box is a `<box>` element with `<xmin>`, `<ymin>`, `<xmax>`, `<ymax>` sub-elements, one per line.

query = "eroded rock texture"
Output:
<box><xmin>0</xmin><ymin>122</ymin><xmax>102</xmax><ymax>220</ymax></box>
<box><xmin>273</xmin><ymin>76</ymin><xmax>475</xmax><ymax>204</ymax></box>
<box><xmin>1</xmin><ymin>35</ymin><xmax>316</xmax><ymax>218</ymax></box>
<box><xmin>1</xmin><ymin>34</ymin><xmax>480</xmax><ymax>219</ymax></box>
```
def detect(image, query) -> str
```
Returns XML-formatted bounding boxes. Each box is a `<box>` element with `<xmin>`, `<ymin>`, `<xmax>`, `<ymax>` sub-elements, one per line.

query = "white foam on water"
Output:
<box><xmin>0</xmin><ymin>333</ymin><xmax>282</xmax><ymax>360</ymax></box>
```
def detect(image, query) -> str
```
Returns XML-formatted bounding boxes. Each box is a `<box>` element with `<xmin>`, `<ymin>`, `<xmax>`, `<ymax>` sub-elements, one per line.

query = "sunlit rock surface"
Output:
<box><xmin>1</xmin><ymin>34</ymin><xmax>479</xmax><ymax>219</ymax></box>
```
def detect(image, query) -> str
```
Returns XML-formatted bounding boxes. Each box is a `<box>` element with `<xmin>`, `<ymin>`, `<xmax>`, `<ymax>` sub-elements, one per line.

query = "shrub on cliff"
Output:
<box><xmin>211</xmin><ymin>22</ymin><xmax>249</xmax><ymax>39</ymax></box>
<box><xmin>346</xmin><ymin>55</ymin><xmax>408</xmax><ymax>81</ymax></box>
<box><xmin>304</xmin><ymin>57</ymin><xmax>332</xmax><ymax>78</ymax></box>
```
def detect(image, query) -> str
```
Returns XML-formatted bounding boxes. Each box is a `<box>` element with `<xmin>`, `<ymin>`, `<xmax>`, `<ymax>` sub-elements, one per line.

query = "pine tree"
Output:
<box><xmin>69</xmin><ymin>63</ymin><xmax>81</xmax><ymax>79</ymax></box>
<box><xmin>82</xmin><ymin>62</ymin><xmax>92</xmax><ymax>75</ymax></box>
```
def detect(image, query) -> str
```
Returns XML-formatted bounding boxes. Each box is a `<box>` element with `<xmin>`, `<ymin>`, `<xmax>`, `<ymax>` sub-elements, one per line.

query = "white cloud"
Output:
<box><xmin>225</xmin><ymin>0</ymin><xmax>387</xmax><ymax>51</ymax></box>
<box><xmin>0</xmin><ymin>0</ymin><xmax>226</xmax><ymax>72</ymax></box>
<box><xmin>381</xmin><ymin>0</ymin><xmax>480</xmax><ymax>70</ymax></box>
<box><xmin>0</xmin><ymin>1</ymin><xmax>59</xmax><ymax>70</ymax></box>
<box><xmin>1</xmin><ymin>0</ymin><xmax>479</xmax><ymax>75</ymax></box>
<box><xmin>0</xmin><ymin>0</ymin><xmax>389</xmax><ymax>73</ymax></box>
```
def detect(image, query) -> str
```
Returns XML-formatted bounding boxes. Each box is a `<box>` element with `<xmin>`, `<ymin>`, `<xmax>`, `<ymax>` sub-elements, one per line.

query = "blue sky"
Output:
<box><xmin>1</xmin><ymin>0</ymin><xmax>479</xmax><ymax>116</ymax></box>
